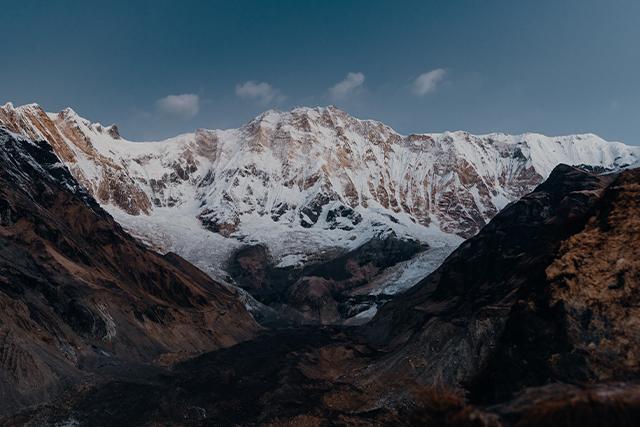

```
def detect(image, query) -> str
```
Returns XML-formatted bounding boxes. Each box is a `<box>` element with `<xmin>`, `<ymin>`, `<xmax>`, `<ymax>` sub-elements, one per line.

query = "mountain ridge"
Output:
<box><xmin>2</xmin><ymin>102</ymin><xmax>638</xmax><ymax>322</ymax></box>
<box><xmin>0</xmin><ymin>129</ymin><xmax>259</xmax><ymax>414</ymax></box>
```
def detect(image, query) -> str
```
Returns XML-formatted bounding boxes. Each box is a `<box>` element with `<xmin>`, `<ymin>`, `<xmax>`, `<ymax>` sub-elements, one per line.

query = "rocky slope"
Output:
<box><xmin>10</xmin><ymin>165</ymin><xmax>640</xmax><ymax>426</ymax></box>
<box><xmin>2</xmin><ymin>102</ymin><xmax>638</xmax><ymax>323</ymax></box>
<box><xmin>363</xmin><ymin>164</ymin><xmax>640</xmax><ymax>406</ymax></box>
<box><xmin>0</xmin><ymin>129</ymin><xmax>258</xmax><ymax>415</ymax></box>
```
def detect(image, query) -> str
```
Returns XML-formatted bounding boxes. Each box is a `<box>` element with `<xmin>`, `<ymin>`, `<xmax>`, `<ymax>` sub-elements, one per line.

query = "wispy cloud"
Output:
<box><xmin>156</xmin><ymin>94</ymin><xmax>200</xmax><ymax>118</ymax></box>
<box><xmin>412</xmin><ymin>69</ymin><xmax>446</xmax><ymax>96</ymax></box>
<box><xmin>235</xmin><ymin>81</ymin><xmax>284</xmax><ymax>105</ymax></box>
<box><xmin>329</xmin><ymin>72</ymin><xmax>365</xmax><ymax>100</ymax></box>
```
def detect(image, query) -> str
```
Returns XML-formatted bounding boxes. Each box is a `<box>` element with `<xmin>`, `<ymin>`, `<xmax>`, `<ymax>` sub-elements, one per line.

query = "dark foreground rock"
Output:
<box><xmin>7</xmin><ymin>327</ymin><xmax>640</xmax><ymax>426</ymax></box>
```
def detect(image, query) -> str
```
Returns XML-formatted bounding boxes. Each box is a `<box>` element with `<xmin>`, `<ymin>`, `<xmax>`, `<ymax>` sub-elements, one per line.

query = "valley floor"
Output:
<box><xmin>6</xmin><ymin>326</ymin><xmax>640</xmax><ymax>427</ymax></box>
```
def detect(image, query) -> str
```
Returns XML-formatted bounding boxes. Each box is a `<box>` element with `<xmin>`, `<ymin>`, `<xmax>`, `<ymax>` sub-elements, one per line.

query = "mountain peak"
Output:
<box><xmin>15</xmin><ymin>102</ymin><xmax>43</xmax><ymax>111</ymax></box>
<box><xmin>0</xmin><ymin>101</ymin><xmax>45</xmax><ymax>115</ymax></box>
<box><xmin>105</xmin><ymin>124</ymin><xmax>121</xmax><ymax>139</ymax></box>
<box><xmin>56</xmin><ymin>106</ymin><xmax>92</xmax><ymax>126</ymax></box>
<box><xmin>59</xmin><ymin>106</ymin><xmax>79</xmax><ymax>117</ymax></box>
<box><xmin>240</xmin><ymin>105</ymin><xmax>392</xmax><ymax>139</ymax></box>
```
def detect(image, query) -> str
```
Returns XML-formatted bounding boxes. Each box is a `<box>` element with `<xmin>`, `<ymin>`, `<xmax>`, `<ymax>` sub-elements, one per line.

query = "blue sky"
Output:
<box><xmin>1</xmin><ymin>0</ymin><xmax>639</xmax><ymax>143</ymax></box>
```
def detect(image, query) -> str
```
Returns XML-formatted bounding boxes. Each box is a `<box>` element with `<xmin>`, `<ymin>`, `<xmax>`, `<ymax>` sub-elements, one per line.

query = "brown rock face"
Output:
<box><xmin>0</xmin><ymin>103</ymin><xmax>152</xmax><ymax>215</ymax></box>
<box><xmin>0</xmin><ymin>130</ymin><xmax>258</xmax><ymax>415</ymax></box>
<box><xmin>364</xmin><ymin>165</ymin><xmax>640</xmax><ymax>406</ymax></box>
<box><xmin>0</xmin><ymin>103</ymin><xmax>78</xmax><ymax>164</ymax></box>
<box><xmin>546</xmin><ymin>169</ymin><xmax>640</xmax><ymax>381</ymax></box>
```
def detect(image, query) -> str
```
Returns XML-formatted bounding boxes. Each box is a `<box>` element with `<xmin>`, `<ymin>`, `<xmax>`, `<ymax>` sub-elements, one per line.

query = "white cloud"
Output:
<box><xmin>329</xmin><ymin>72</ymin><xmax>365</xmax><ymax>100</ymax></box>
<box><xmin>235</xmin><ymin>81</ymin><xmax>284</xmax><ymax>105</ymax></box>
<box><xmin>412</xmin><ymin>69</ymin><xmax>447</xmax><ymax>96</ymax></box>
<box><xmin>156</xmin><ymin>94</ymin><xmax>200</xmax><ymax>118</ymax></box>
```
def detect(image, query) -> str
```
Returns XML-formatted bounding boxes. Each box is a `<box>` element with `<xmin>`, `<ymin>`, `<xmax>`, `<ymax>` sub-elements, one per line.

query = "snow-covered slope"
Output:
<box><xmin>1</xmin><ymin>102</ymin><xmax>638</xmax><ymax>285</ymax></box>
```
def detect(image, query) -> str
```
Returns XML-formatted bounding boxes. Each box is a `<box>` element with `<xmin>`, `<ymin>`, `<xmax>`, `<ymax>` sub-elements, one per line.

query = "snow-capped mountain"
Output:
<box><xmin>1</xmin><ymin>102</ymin><xmax>638</xmax><ymax>293</ymax></box>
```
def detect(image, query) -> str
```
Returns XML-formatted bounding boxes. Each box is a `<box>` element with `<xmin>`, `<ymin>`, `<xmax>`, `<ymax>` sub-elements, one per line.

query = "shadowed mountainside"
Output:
<box><xmin>0</xmin><ymin>129</ymin><xmax>258</xmax><ymax>414</ymax></box>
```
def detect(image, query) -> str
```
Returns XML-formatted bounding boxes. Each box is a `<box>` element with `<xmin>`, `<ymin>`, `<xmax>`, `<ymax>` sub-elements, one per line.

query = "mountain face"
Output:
<box><xmin>2</xmin><ymin>102</ymin><xmax>638</xmax><ymax>323</ymax></box>
<box><xmin>0</xmin><ymin>129</ymin><xmax>258</xmax><ymax>414</ymax></box>
<box><xmin>364</xmin><ymin>165</ymin><xmax>640</xmax><ymax>406</ymax></box>
<box><xmin>11</xmin><ymin>165</ymin><xmax>640</xmax><ymax>426</ymax></box>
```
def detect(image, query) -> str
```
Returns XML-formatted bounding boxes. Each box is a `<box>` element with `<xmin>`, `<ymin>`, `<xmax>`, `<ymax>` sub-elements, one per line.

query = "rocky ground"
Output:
<box><xmin>227</xmin><ymin>234</ymin><xmax>424</xmax><ymax>324</ymax></box>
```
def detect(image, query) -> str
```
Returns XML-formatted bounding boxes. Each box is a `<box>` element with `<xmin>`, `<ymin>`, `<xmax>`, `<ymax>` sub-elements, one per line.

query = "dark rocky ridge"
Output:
<box><xmin>0</xmin><ymin>129</ymin><xmax>258</xmax><ymax>415</ymax></box>
<box><xmin>360</xmin><ymin>165</ymin><xmax>640</xmax><ymax>406</ymax></box>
